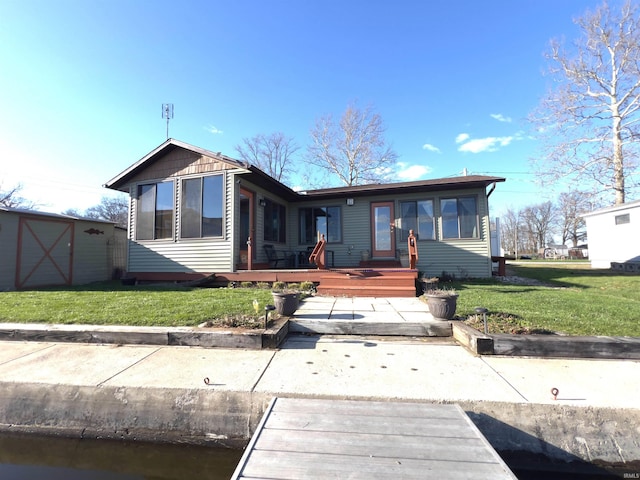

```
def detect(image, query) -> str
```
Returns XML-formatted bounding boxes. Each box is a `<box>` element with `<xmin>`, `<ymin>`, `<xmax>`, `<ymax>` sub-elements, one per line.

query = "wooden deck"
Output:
<box><xmin>231</xmin><ymin>397</ymin><xmax>517</xmax><ymax>480</ymax></box>
<box><xmin>133</xmin><ymin>268</ymin><xmax>419</xmax><ymax>297</ymax></box>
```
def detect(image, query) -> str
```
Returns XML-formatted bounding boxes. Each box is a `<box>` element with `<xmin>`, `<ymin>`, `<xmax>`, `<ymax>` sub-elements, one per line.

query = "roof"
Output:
<box><xmin>299</xmin><ymin>175</ymin><xmax>505</xmax><ymax>200</ymax></box>
<box><xmin>104</xmin><ymin>138</ymin><xmax>248</xmax><ymax>191</ymax></box>
<box><xmin>582</xmin><ymin>198</ymin><xmax>640</xmax><ymax>218</ymax></box>
<box><xmin>0</xmin><ymin>206</ymin><xmax>115</xmax><ymax>224</ymax></box>
<box><xmin>104</xmin><ymin>139</ymin><xmax>505</xmax><ymax>200</ymax></box>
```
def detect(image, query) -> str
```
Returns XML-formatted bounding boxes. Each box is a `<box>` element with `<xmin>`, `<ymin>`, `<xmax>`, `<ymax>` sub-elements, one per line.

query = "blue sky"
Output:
<box><xmin>0</xmin><ymin>0</ymin><xmax>606</xmax><ymax>216</ymax></box>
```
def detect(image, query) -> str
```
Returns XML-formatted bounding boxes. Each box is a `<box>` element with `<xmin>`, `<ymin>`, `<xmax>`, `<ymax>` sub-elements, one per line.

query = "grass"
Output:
<box><xmin>452</xmin><ymin>263</ymin><xmax>640</xmax><ymax>336</ymax></box>
<box><xmin>0</xmin><ymin>282</ymin><xmax>277</xmax><ymax>328</ymax></box>
<box><xmin>1</xmin><ymin>266</ymin><xmax>639</xmax><ymax>336</ymax></box>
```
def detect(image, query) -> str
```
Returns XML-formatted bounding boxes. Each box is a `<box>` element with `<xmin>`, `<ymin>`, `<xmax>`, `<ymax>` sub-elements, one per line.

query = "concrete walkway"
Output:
<box><xmin>1</xmin><ymin>334</ymin><xmax>637</xmax><ymax>409</ymax></box>
<box><xmin>1</xmin><ymin>296</ymin><xmax>639</xmax><ymax>466</ymax></box>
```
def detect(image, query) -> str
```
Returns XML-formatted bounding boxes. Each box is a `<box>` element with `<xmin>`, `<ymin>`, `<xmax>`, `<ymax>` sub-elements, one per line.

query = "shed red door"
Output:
<box><xmin>16</xmin><ymin>217</ymin><xmax>74</xmax><ymax>289</ymax></box>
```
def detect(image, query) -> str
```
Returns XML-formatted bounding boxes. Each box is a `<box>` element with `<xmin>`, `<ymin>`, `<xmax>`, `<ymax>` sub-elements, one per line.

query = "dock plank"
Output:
<box><xmin>231</xmin><ymin>397</ymin><xmax>516</xmax><ymax>480</ymax></box>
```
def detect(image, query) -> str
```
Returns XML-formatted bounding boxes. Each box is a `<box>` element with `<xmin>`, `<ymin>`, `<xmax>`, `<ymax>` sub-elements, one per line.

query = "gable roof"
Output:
<box><xmin>104</xmin><ymin>138</ymin><xmax>247</xmax><ymax>191</ymax></box>
<box><xmin>104</xmin><ymin>139</ymin><xmax>505</xmax><ymax>200</ymax></box>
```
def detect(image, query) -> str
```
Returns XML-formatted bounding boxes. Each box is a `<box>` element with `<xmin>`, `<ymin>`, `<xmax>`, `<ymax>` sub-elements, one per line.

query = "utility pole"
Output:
<box><xmin>162</xmin><ymin>103</ymin><xmax>174</xmax><ymax>139</ymax></box>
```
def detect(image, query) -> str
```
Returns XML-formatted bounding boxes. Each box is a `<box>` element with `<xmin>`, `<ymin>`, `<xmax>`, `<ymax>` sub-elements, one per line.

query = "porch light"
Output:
<box><xmin>346</xmin><ymin>198</ymin><xmax>354</xmax><ymax>206</ymax></box>
<box><xmin>259</xmin><ymin>198</ymin><xmax>267</xmax><ymax>207</ymax></box>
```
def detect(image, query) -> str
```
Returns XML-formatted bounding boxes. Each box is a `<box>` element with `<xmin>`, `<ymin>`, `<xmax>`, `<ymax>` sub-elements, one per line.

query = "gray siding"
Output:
<box><xmin>286</xmin><ymin>187</ymin><xmax>494</xmax><ymax>277</ymax></box>
<box><xmin>0</xmin><ymin>211</ymin><xmax>115</xmax><ymax>290</ymax></box>
<box><xmin>127</xmin><ymin>171</ymin><xmax>235</xmax><ymax>273</ymax></box>
<box><xmin>0</xmin><ymin>212</ymin><xmax>19</xmax><ymax>290</ymax></box>
<box><xmin>71</xmin><ymin>220</ymin><xmax>115</xmax><ymax>285</ymax></box>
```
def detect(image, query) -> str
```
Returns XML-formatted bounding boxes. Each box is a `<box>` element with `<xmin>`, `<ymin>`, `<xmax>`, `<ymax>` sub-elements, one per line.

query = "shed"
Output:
<box><xmin>582</xmin><ymin>200</ymin><xmax>640</xmax><ymax>269</ymax></box>
<box><xmin>0</xmin><ymin>207</ymin><xmax>125</xmax><ymax>290</ymax></box>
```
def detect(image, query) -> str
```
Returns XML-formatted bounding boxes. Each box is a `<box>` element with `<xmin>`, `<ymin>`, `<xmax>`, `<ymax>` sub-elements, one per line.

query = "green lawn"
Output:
<box><xmin>1</xmin><ymin>265</ymin><xmax>639</xmax><ymax>336</ymax></box>
<box><xmin>454</xmin><ymin>263</ymin><xmax>640</xmax><ymax>336</ymax></box>
<box><xmin>0</xmin><ymin>282</ymin><xmax>275</xmax><ymax>328</ymax></box>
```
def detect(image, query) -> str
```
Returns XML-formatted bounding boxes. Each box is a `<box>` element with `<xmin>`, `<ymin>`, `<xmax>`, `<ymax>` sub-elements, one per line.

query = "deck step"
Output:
<box><xmin>317</xmin><ymin>271</ymin><xmax>417</xmax><ymax>297</ymax></box>
<box><xmin>316</xmin><ymin>285</ymin><xmax>416</xmax><ymax>297</ymax></box>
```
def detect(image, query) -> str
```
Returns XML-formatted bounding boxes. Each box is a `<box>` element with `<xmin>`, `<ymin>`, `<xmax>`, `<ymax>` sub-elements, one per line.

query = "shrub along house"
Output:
<box><xmin>105</xmin><ymin>139</ymin><xmax>505</xmax><ymax>296</ymax></box>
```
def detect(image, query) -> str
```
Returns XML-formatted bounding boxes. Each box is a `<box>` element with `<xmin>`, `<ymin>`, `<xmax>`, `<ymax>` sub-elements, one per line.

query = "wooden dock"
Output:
<box><xmin>231</xmin><ymin>397</ymin><xmax>517</xmax><ymax>479</ymax></box>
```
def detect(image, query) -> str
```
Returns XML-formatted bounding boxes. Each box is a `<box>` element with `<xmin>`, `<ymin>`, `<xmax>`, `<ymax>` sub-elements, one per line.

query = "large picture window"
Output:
<box><xmin>299</xmin><ymin>206</ymin><xmax>342</xmax><ymax>244</ymax></box>
<box><xmin>441</xmin><ymin>196</ymin><xmax>479</xmax><ymax>239</ymax></box>
<box><xmin>400</xmin><ymin>200</ymin><xmax>435</xmax><ymax>240</ymax></box>
<box><xmin>181</xmin><ymin>175</ymin><xmax>224</xmax><ymax>238</ymax></box>
<box><xmin>136</xmin><ymin>181</ymin><xmax>174</xmax><ymax>240</ymax></box>
<box><xmin>264</xmin><ymin>198</ymin><xmax>286</xmax><ymax>243</ymax></box>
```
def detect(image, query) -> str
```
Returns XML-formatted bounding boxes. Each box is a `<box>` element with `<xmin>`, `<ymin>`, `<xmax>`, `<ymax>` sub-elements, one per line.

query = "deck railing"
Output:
<box><xmin>408</xmin><ymin>229</ymin><xmax>418</xmax><ymax>269</ymax></box>
<box><xmin>308</xmin><ymin>234</ymin><xmax>327</xmax><ymax>269</ymax></box>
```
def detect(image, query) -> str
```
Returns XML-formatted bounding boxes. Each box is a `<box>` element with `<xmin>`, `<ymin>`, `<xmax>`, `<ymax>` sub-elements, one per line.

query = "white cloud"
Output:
<box><xmin>457</xmin><ymin>136</ymin><xmax>514</xmax><ymax>153</ymax></box>
<box><xmin>490</xmin><ymin>113</ymin><xmax>512</xmax><ymax>123</ymax></box>
<box><xmin>422</xmin><ymin>143</ymin><xmax>441</xmax><ymax>154</ymax></box>
<box><xmin>396</xmin><ymin>163</ymin><xmax>432</xmax><ymax>180</ymax></box>
<box><xmin>455</xmin><ymin>133</ymin><xmax>470</xmax><ymax>144</ymax></box>
<box><xmin>205</xmin><ymin>125</ymin><xmax>224</xmax><ymax>135</ymax></box>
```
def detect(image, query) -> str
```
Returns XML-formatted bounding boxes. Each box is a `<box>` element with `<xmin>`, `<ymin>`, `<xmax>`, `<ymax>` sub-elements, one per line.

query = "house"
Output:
<box><xmin>0</xmin><ymin>207</ymin><xmax>126</xmax><ymax>290</ymax></box>
<box><xmin>582</xmin><ymin>199</ymin><xmax>640</xmax><ymax>270</ymax></box>
<box><xmin>104</xmin><ymin>139</ymin><xmax>505</xmax><ymax>290</ymax></box>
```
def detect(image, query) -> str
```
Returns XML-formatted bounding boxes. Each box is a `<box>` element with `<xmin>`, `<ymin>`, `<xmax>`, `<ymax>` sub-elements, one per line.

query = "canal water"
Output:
<box><xmin>0</xmin><ymin>432</ymin><xmax>243</xmax><ymax>479</ymax></box>
<box><xmin>0</xmin><ymin>432</ymin><xmax>629</xmax><ymax>479</ymax></box>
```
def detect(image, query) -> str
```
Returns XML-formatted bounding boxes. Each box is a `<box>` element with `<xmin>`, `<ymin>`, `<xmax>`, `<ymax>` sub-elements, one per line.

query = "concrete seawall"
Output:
<box><xmin>1</xmin><ymin>336</ymin><xmax>639</xmax><ymax>470</ymax></box>
<box><xmin>1</xmin><ymin>384</ymin><xmax>639</xmax><ymax>467</ymax></box>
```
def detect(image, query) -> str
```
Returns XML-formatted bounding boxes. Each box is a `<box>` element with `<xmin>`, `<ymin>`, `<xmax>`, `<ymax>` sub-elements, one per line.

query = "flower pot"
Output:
<box><xmin>425</xmin><ymin>294</ymin><xmax>458</xmax><ymax>320</ymax></box>
<box><xmin>419</xmin><ymin>278</ymin><xmax>439</xmax><ymax>293</ymax></box>
<box><xmin>272</xmin><ymin>292</ymin><xmax>299</xmax><ymax>316</ymax></box>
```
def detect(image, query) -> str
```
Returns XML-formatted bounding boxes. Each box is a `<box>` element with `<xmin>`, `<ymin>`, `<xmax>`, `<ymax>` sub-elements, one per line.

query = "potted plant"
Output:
<box><xmin>271</xmin><ymin>281</ymin><xmax>300</xmax><ymax>316</ymax></box>
<box><xmin>424</xmin><ymin>288</ymin><xmax>458</xmax><ymax>320</ymax></box>
<box><xmin>418</xmin><ymin>275</ymin><xmax>439</xmax><ymax>293</ymax></box>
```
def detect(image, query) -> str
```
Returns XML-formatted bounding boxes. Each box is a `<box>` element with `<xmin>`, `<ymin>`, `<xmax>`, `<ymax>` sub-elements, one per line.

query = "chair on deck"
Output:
<box><xmin>264</xmin><ymin>244</ymin><xmax>293</xmax><ymax>268</ymax></box>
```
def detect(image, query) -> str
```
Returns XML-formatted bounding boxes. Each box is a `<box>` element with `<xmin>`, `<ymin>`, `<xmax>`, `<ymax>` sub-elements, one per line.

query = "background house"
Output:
<box><xmin>105</xmin><ymin>139</ymin><xmax>505</xmax><ymax>282</ymax></box>
<box><xmin>582</xmin><ymin>200</ymin><xmax>640</xmax><ymax>269</ymax></box>
<box><xmin>0</xmin><ymin>207</ymin><xmax>125</xmax><ymax>290</ymax></box>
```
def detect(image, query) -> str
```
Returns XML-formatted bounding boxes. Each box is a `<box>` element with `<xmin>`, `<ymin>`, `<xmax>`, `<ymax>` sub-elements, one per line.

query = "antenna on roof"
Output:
<box><xmin>162</xmin><ymin>103</ymin><xmax>174</xmax><ymax>139</ymax></box>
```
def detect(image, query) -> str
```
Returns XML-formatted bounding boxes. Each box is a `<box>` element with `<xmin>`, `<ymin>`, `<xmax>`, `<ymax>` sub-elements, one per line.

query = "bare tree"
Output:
<box><xmin>521</xmin><ymin>202</ymin><xmax>557</xmax><ymax>252</ymax></box>
<box><xmin>63</xmin><ymin>196</ymin><xmax>128</xmax><ymax>227</ymax></box>
<box><xmin>85</xmin><ymin>196</ymin><xmax>128</xmax><ymax>227</ymax></box>
<box><xmin>500</xmin><ymin>207</ymin><xmax>523</xmax><ymax>256</ymax></box>
<box><xmin>235</xmin><ymin>132</ymin><xmax>299</xmax><ymax>184</ymax></box>
<box><xmin>307</xmin><ymin>102</ymin><xmax>398</xmax><ymax>187</ymax></box>
<box><xmin>0</xmin><ymin>183</ymin><xmax>37</xmax><ymax>209</ymax></box>
<box><xmin>557</xmin><ymin>191</ymin><xmax>596</xmax><ymax>246</ymax></box>
<box><xmin>530</xmin><ymin>0</ymin><xmax>640</xmax><ymax>205</ymax></box>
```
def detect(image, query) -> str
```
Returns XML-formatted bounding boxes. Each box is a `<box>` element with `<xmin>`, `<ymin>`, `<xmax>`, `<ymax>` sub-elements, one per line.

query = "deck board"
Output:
<box><xmin>231</xmin><ymin>397</ymin><xmax>517</xmax><ymax>480</ymax></box>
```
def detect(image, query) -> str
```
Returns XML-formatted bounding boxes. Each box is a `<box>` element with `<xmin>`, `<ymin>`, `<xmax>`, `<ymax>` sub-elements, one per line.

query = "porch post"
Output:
<box><xmin>408</xmin><ymin>229</ymin><xmax>418</xmax><ymax>270</ymax></box>
<box><xmin>247</xmin><ymin>236</ymin><xmax>253</xmax><ymax>270</ymax></box>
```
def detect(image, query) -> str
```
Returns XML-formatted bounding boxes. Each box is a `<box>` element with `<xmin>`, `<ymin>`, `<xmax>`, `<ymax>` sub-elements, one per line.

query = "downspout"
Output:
<box><xmin>487</xmin><ymin>182</ymin><xmax>497</xmax><ymax>198</ymax></box>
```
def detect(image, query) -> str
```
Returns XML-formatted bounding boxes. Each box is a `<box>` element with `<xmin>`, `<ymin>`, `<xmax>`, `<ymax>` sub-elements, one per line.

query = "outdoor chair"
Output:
<box><xmin>264</xmin><ymin>244</ymin><xmax>294</xmax><ymax>268</ymax></box>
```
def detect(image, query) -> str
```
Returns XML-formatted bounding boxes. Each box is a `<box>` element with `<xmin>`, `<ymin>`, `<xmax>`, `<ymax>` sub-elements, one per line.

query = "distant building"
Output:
<box><xmin>582</xmin><ymin>200</ymin><xmax>640</xmax><ymax>269</ymax></box>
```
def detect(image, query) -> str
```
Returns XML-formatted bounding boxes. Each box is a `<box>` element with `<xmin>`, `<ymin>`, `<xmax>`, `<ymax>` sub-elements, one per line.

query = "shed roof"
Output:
<box><xmin>0</xmin><ymin>206</ymin><xmax>115</xmax><ymax>224</ymax></box>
